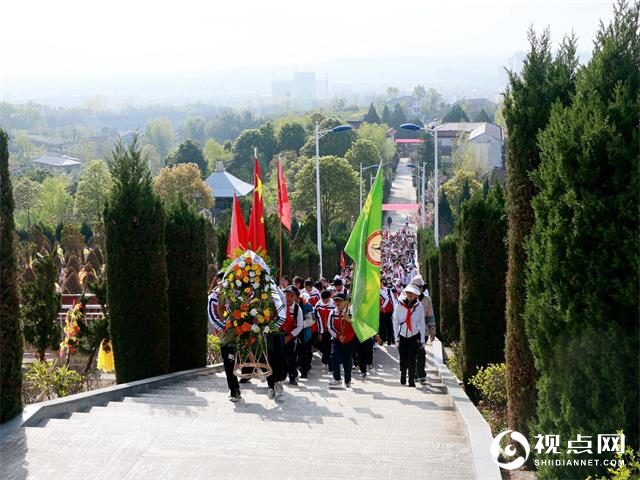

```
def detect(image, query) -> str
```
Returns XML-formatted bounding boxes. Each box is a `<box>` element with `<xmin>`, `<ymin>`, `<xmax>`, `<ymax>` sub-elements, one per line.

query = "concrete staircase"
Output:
<box><xmin>1</xmin><ymin>346</ymin><xmax>477</xmax><ymax>480</ymax></box>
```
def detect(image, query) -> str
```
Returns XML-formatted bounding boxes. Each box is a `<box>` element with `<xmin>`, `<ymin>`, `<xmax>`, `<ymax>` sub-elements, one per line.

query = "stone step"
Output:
<box><xmin>119</xmin><ymin>396</ymin><xmax>456</xmax><ymax>416</ymax></box>
<box><xmin>91</xmin><ymin>402</ymin><xmax>464</xmax><ymax>432</ymax></box>
<box><xmin>22</xmin><ymin>419</ymin><xmax>468</xmax><ymax>447</ymax></box>
<box><xmin>68</xmin><ymin>406</ymin><xmax>463</xmax><ymax>430</ymax></box>
<box><xmin>135</xmin><ymin>385</ymin><xmax>451</xmax><ymax>406</ymax></box>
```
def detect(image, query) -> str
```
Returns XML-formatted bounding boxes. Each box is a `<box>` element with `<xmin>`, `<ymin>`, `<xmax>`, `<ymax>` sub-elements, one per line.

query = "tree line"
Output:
<box><xmin>417</xmin><ymin>3</ymin><xmax>638</xmax><ymax>478</ymax></box>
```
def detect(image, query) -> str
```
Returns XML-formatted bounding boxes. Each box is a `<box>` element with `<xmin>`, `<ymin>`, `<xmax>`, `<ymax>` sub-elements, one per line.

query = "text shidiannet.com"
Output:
<box><xmin>534</xmin><ymin>459</ymin><xmax>625</xmax><ymax>467</ymax></box>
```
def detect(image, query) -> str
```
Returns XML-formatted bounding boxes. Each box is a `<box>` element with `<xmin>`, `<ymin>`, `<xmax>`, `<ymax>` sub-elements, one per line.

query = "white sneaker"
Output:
<box><xmin>228</xmin><ymin>392</ymin><xmax>241</xmax><ymax>402</ymax></box>
<box><xmin>275</xmin><ymin>382</ymin><xmax>284</xmax><ymax>398</ymax></box>
<box><xmin>328</xmin><ymin>378</ymin><xmax>342</xmax><ymax>389</ymax></box>
<box><xmin>267</xmin><ymin>388</ymin><xmax>276</xmax><ymax>400</ymax></box>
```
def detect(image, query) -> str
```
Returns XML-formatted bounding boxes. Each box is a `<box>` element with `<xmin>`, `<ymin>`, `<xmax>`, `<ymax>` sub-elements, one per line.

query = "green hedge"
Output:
<box><xmin>458</xmin><ymin>186</ymin><xmax>506</xmax><ymax>400</ymax></box>
<box><xmin>525</xmin><ymin>6</ymin><xmax>639</xmax><ymax>477</ymax></box>
<box><xmin>105</xmin><ymin>136</ymin><xmax>170</xmax><ymax>383</ymax></box>
<box><xmin>165</xmin><ymin>199</ymin><xmax>208</xmax><ymax>372</ymax></box>
<box><xmin>0</xmin><ymin>129</ymin><xmax>23</xmax><ymax>423</ymax></box>
<box><xmin>427</xmin><ymin>250</ymin><xmax>440</xmax><ymax>337</ymax></box>
<box><xmin>502</xmin><ymin>28</ymin><xmax>577</xmax><ymax>440</ymax></box>
<box><xmin>438</xmin><ymin>234</ymin><xmax>459</xmax><ymax>344</ymax></box>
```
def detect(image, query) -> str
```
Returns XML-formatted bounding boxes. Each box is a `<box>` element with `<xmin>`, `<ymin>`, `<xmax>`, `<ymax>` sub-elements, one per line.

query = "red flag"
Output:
<box><xmin>227</xmin><ymin>193</ymin><xmax>248</xmax><ymax>257</ymax></box>
<box><xmin>340</xmin><ymin>250</ymin><xmax>346</xmax><ymax>270</ymax></box>
<box><xmin>277</xmin><ymin>156</ymin><xmax>291</xmax><ymax>232</ymax></box>
<box><xmin>248</xmin><ymin>155</ymin><xmax>267</xmax><ymax>253</ymax></box>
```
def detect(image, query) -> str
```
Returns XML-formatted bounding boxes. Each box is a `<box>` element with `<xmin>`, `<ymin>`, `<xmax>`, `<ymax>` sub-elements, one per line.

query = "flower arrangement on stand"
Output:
<box><xmin>59</xmin><ymin>298</ymin><xmax>86</xmax><ymax>363</ymax></box>
<box><xmin>218</xmin><ymin>249</ymin><xmax>285</xmax><ymax>379</ymax></box>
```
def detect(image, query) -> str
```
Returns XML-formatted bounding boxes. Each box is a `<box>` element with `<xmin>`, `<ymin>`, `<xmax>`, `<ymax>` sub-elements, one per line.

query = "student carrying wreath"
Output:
<box><xmin>208</xmin><ymin>270</ymin><xmax>241</xmax><ymax>402</ymax></box>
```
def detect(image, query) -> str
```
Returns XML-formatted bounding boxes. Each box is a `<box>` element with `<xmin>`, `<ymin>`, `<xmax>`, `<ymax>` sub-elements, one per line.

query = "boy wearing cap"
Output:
<box><xmin>331</xmin><ymin>277</ymin><xmax>349</xmax><ymax>298</ymax></box>
<box><xmin>393</xmin><ymin>284</ymin><xmax>426</xmax><ymax>387</ymax></box>
<box><xmin>327</xmin><ymin>293</ymin><xmax>355</xmax><ymax>388</ymax></box>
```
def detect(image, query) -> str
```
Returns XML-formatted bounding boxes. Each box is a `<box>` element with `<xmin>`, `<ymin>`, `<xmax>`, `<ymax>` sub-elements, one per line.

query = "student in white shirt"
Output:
<box><xmin>392</xmin><ymin>284</ymin><xmax>425</xmax><ymax>387</ymax></box>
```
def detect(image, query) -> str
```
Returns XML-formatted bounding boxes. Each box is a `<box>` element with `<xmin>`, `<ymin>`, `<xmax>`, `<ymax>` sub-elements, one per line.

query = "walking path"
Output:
<box><xmin>1</xmin><ymin>347</ymin><xmax>475</xmax><ymax>480</ymax></box>
<box><xmin>384</xmin><ymin>157</ymin><xmax>419</xmax><ymax>233</ymax></box>
<box><xmin>1</xmin><ymin>158</ymin><xmax>496</xmax><ymax>480</ymax></box>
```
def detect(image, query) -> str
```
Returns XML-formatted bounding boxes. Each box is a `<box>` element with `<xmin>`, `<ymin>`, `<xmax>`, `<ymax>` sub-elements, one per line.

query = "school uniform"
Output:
<box><xmin>328</xmin><ymin>306</ymin><xmax>356</xmax><ymax>384</ymax></box>
<box><xmin>208</xmin><ymin>290</ymin><xmax>239</xmax><ymax>396</ymax></box>
<box><xmin>392</xmin><ymin>297</ymin><xmax>425</xmax><ymax>386</ymax></box>
<box><xmin>300</xmin><ymin>287</ymin><xmax>321</xmax><ymax>307</ymax></box>
<box><xmin>281</xmin><ymin>301</ymin><xmax>303</xmax><ymax>383</ymax></box>
<box><xmin>314</xmin><ymin>299</ymin><xmax>335</xmax><ymax>366</ymax></box>
<box><xmin>415</xmin><ymin>293</ymin><xmax>436</xmax><ymax>381</ymax></box>
<box><xmin>379</xmin><ymin>287</ymin><xmax>396</xmax><ymax>345</ymax></box>
<box><xmin>356</xmin><ymin>336</ymin><xmax>374</xmax><ymax>375</ymax></box>
<box><xmin>297</xmin><ymin>298</ymin><xmax>317</xmax><ymax>377</ymax></box>
<box><xmin>331</xmin><ymin>285</ymin><xmax>349</xmax><ymax>298</ymax></box>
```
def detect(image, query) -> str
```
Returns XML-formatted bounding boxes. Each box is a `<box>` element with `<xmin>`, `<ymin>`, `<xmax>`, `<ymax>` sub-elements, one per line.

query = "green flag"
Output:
<box><xmin>345</xmin><ymin>162</ymin><xmax>383</xmax><ymax>341</ymax></box>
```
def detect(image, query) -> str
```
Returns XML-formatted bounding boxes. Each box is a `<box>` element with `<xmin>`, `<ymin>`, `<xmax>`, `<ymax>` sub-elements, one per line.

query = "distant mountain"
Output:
<box><xmin>1</xmin><ymin>52</ymin><xmax>591</xmax><ymax>108</ymax></box>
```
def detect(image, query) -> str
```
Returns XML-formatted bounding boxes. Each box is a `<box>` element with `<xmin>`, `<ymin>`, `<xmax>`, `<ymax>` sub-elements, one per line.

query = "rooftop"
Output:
<box><xmin>204</xmin><ymin>162</ymin><xmax>253</xmax><ymax>198</ymax></box>
<box><xmin>437</xmin><ymin>122</ymin><xmax>503</xmax><ymax>141</ymax></box>
<box><xmin>33</xmin><ymin>154</ymin><xmax>82</xmax><ymax>167</ymax></box>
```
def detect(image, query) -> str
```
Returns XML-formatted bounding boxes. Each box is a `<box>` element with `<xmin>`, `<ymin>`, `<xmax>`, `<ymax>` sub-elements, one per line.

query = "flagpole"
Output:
<box><xmin>279</xmin><ymin>213</ymin><xmax>283</xmax><ymax>282</ymax></box>
<box><xmin>278</xmin><ymin>155</ymin><xmax>283</xmax><ymax>282</ymax></box>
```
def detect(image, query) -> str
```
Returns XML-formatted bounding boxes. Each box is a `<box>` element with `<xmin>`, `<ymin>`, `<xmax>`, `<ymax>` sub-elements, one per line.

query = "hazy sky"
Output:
<box><xmin>2</xmin><ymin>0</ymin><xmax>613</xmax><ymax>81</ymax></box>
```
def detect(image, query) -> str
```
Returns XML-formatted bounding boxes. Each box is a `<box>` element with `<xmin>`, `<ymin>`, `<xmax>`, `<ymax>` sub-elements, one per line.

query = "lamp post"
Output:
<box><xmin>359</xmin><ymin>163</ymin><xmax>383</xmax><ymax>212</ymax></box>
<box><xmin>407</xmin><ymin>162</ymin><xmax>426</xmax><ymax>227</ymax></box>
<box><xmin>401</xmin><ymin>121</ymin><xmax>440</xmax><ymax>247</ymax></box>
<box><xmin>315</xmin><ymin>122</ymin><xmax>353</xmax><ymax>279</ymax></box>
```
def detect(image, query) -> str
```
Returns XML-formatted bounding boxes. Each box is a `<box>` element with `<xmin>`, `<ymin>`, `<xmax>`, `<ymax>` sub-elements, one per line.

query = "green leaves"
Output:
<box><xmin>524</xmin><ymin>3</ymin><xmax>639</xmax><ymax>477</ymax></box>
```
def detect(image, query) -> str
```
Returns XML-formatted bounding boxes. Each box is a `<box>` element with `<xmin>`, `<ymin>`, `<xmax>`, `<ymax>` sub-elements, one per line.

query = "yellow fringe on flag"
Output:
<box><xmin>97</xmin><ymin>339</ymin><xmax>115</xmax><ymax>373</ymax></box>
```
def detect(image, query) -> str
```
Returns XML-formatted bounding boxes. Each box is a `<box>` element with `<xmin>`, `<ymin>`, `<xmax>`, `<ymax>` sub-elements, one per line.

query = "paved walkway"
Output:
<box><xmin>384</xmin><ymin>157</ymin><xmax>419</xmax><ymax>233</ymax></box>
<box><xmin>1</xmin><ymin>161</ymin><xmax>482</xmax><ymax>480</ymax></box>
<box><xmin>1</xmin><ymin>346</ymin><xmax>475</xmax><ymax>480</ymax></box>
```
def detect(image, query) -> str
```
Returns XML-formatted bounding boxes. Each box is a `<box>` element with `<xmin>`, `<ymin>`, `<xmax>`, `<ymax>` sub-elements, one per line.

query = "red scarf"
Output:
<box><xmin>402</xmin><ymin>301</ymin><xmax>416</xmax><ymax>333</ymax></box>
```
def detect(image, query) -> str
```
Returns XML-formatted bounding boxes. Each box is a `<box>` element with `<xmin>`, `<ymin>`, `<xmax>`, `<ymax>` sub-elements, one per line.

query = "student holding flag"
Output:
<box><xmin>343</xmin><ymin>161</ymin><xmax>383</xmax><ymax>372</ymax></box>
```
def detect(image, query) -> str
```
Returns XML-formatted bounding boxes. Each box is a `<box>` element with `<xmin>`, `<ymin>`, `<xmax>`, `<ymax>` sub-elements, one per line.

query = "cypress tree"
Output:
<box><xmin>458</xmin><ymin>186</ymin><xmax>506</xmax><ymax>399</ymax></box>
<box><xmin>0</xmin><ymin>129</ymin><xmax>23</xmax><ymax>423</ymax></box>
<box><xmin>427</xmin><ymin>251</ymin><xmax>440</xmax><ymax>337</ymax></box>
<box><xmin>391</xmin><ymin>104</ymin><xmax>408</xmax><ymax>129</ymax></box>
<box><xmin>165</xmin><ymin>198</ymin><xmax>208</xmax><ymax>372</ymax></box>
<box><xmin>438</xmin><ymin>235</ymin><xmax>459</xmax><ymax>344</ymax></box>
<box><xmin>21</xmin><ymin>253</ymin><xmax>61</xmax><ymax>361</ymax></box>
<box><xmin>526</xmin><ymin>3</ymin><xmax>639</xmax><ymax>477</ymax></box>
<box><xmin>363</xmin><ymin>103</ymin><xmax>380</xmax><ymax>124</ymax></box>
<box><xmin>381</xmin><ymin>105</ymin><xmax>392</xmax><ymax>126</ymax></box>
<box><xmin>503</xmin><ymin>28</ymin><xmax>578</xmax><ymax>437</ymax></box>
<box><xmin>104</xmin><ymin>135</ymin><xmax>170</xmax><ymax>383</ymax></box>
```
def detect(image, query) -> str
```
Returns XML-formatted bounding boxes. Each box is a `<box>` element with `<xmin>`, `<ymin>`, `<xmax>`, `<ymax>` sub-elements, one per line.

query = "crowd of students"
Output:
<box><xmin>207</xmin><ymin>225</ymin><xmax>436</xmax><ymax>402</ymax></box>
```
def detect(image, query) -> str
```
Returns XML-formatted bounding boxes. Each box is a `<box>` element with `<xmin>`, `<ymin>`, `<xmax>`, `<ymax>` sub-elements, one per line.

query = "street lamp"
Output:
<box><xmin>359</xmin><ymin>163</ymin><xmax>384</xmax><ymax>212</ymax></box>
<box><xmin>315</xmin><ymin>122</ymin><xmax>353</xmax><ymax>279</ymax></box>
<box><xmin>407</xmin><ymin>161</ymin><xmax>426</xmax><ymax>228</ymax></box>
<box><xmin>401</xmin><ymin>121</ymin><xmax>440</xmax><ymax>247</ymax></box>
